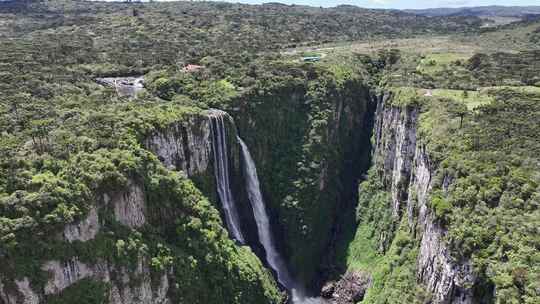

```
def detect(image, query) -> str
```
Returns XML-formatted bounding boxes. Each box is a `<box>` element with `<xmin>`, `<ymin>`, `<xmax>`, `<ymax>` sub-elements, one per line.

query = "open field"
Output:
<box><xmin>416</xmin><ymin>52</ymin><xmax>472</xmax><ymax>75</ymax></box>
<box><xmin>282</xmin><ymin>17</ymin><xmax>540</xmax><ymax>61</ymax></box>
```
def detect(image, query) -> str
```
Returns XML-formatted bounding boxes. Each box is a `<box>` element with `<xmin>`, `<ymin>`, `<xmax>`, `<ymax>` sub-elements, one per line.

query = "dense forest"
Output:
<box><xmin>0</xmin><ymin>1</ymin><xmax>539</xmax><ymax>304</ymax></box>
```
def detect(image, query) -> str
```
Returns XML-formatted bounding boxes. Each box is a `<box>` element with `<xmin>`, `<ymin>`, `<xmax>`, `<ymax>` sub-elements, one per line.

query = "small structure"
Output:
<box><xmin>302</xmin><ymin>56</ymin><xmax>321</xmax><ymax>62</ymax></box>
<box><xmin>181</xmin><ymin>64</ymin><xmax>204</xmax><ymax>73</ymax></box>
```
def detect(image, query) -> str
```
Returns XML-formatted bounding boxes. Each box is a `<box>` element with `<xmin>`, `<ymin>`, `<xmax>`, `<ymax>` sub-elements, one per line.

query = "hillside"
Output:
<box><xmin>406</xmin><ymin>5</ymin><xmax>540</xmax><ymax>17</ymax></box>
<box><xmin>406</xmin><ymin>5</ymin><xmax>540</xmax><ymax>26</ymax></box>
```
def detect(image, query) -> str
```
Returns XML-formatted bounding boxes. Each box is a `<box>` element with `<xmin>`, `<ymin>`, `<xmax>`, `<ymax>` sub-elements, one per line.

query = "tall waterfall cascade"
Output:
<box><xmin>237</xmin><ymin>137</ymin><xmax>326</xmax><ymax>304</ymax></box>
<box><xmin>208</xmin><ymin>110</ymin><xmax>245</xmax><ymax>244</ymax></box>
<box><xmin>208</xmin><ymin>107</ymin><xmax>323</xmax><ymax>303</ymax></box>
<box><xmin>238</xmin><ymin>137</ymin><xmax>295</xmax><ymax>288</ymax></box>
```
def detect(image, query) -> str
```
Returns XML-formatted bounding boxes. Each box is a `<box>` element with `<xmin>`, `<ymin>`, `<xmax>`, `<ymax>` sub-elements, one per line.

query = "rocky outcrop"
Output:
<box><xmin>63</xmin><ymin>206</ymin><xmax>100</xmax><ymax>242</ymax></box>
<box><xmin>41</xmin><ymin>258</ymin><xmax>170</xmax><ymax>304</ymax></box>
<box><xmin>63</xmin><ymin>179</ymin><xmax>146</xmax><ymax>243</ymax></box>
<box><xmin>42</xmin><ymin>259</ymin><xmax>106</xmax><ymax>295</ymax></box>
<box><xmin>143</xmin><ymin>109</ymin><xmax>253</xmax><ymax>240</ymax></box>
<box><xmin>0</xmin><ymin>179</ymin><xmax>171</xmax><ymax>304</ymax></box>
<box><xmin>0</xmin><ymin>277</ymin><xmax>40</xmax><ymax>304</ymax></box>
<box><xmin>109</xmin><ymin>260</ymin><xmax>170</xmax><ymax>304</ymax></box>
<box><xmin>373</xmin><ymin>92</ymin><xmax>418</xmax><ymax>218</ymax></box>
<box><xmin>372</xmin><ymin>95</ymin><xmax>476</xmax><ymax>303</ymax></box>
<box><xmin>143</xmin><ymin>110</ymin><xmax>246</xmax><ymax>209</ymax></box>
<box><xmin>109</xmin><ymin>181</ymin><xmax>146</xmax><ymax>228</ymax></box>
<box><xmin>144</xmin><ymin>113</ymin><xmax>213</xmax><ymax>176</ymax></box>
<box><xmin>417</xmin><ymin>217</ymin><xmax>476</xmax><ymax>304</ymax></box>
<box><xmin>95</xmin><ymin>77</ymin><xmax>145</xmax><ymax>99</ymax></box>
<box><xmin>321</xmin><ymin>271</ymin><xmax>370</xmax><ymax>304</ymax></box>
<box><xmin>410</xmin><ymin>145</ymin><xmax>476</xmax><ymax>304</ymax></box>
<box><xmin>0</xmin><ymin>110</ymin><xmax>280</xmax><ymax>304</ymax></box>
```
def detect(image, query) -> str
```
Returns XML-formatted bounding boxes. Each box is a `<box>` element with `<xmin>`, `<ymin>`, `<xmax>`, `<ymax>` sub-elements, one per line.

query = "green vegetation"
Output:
<box><xmin>345</xmin><ymin>224</ymin><xmax>383</xmax><ymax>272</ymax></box>
<box><xmin>430</xmin><ymin>89</ymin><xmax>493</xmax><ymax>109</ymax></box>
<box><xmin>230</xmin><ymin>59</ymin><xmax>373</xmax><ymax>283</ymax></box>
<box><xmin>435</xmin><ymin>90</ymin><xmax>540</xmax><ymax>303</ymax></box>
<box><xmin>46</xmin><ymin>279</ymin><xmax>110</xmax><ymax>304</ymax></box>
<box><xmin>0</xmin><ymin>0</ymin><xmax>481</xmax><ymax>101</ymax></box>
<box><xmin>1</xmin><ymin>1</ymin><xmax>540</xmax><ymax>303</ymax></box>
<box><xmin>0</xmin><ymin>62</ymin><xmax>281</xmax><ymax>303</ymax></box>
<box><xmin>343</xmin><ymin>170</ymin><xmax>429</xmax><ymax>304</ymax></box>
<box><xmin>416</xmin><ymin>53</ymin><xmax>471</xmax><ymax>75</ymax></box>
<box><xmin>0</xmin><ymin>113</ymin><xmax>282</xmax><ymax>303</ymax></box>
<box><xmin>346</xmin><ymin>87</ymin><xmax>540</xmax><ymax>304</ymax></box>
<box><xmin>387</xmin><ymin>87</ymin><xmax>425</xmax><ymax>106</ymax></box>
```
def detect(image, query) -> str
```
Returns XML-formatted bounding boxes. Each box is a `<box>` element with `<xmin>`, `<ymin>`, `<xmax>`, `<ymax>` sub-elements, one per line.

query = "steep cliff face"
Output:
<box><xmin>231</xmin><ymin>78</ymin><xmax>375</xmax><ymax>284</ymax></box>
<box><xmin>143</xmin><ymin>109</ymin><xmax>247</xmax><ymax>204</ymax></box>
<box><xmin>354</xmin><ymin>93</ymin><xmax>477</xmax><ymax>303</ymax></box>
<box><xmin>144</xmin><ymin>112</ymin><xmax>213</xmax><ymax>176</ymax></box>
<box><xmin>0</xmin><ymin>110</ymin><xmax>281</xmax><ymax>304</ymax></box>
<box><xmin>143</xmin><ymin>109</ymin><xmax>257</xmax><ymax>244</ymax></box>
<box><xmin>1</xmin><ymin>181</ymin><xmax>172</xmax><ymax>304</ymax></box>
<box><xmin>412</xmin><ymin>146</ymin><xmax>476</xmax><ymax>304</ymax></box>
<box><xmin>373</xmin><ymin>93</ymin><xmax>418</xmax><ymax>220</ymax></box>
<box><xmin>143</xmin><ymin>110</ymin><xmax>217</xmax><ymax>205</ymax></box>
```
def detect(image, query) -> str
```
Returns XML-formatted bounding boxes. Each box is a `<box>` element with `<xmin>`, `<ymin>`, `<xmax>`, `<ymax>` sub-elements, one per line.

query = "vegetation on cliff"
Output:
<box><xmin>343</xmin><ymin>73</ymin><xmax>540</xmax><ymax>304</ymax></box>
<box><xmin>229</xmin><ymin>61</ymin><xmax>373</xmax><ymax>283</ymax></box>
<box><xmin>1</xmin><ymin>1</ymin><xmax>540</xmax><ymax>303</ymax></box>
<box><xmin>0</xmin><ymin>91</ymin><xmax>282</xmax><ymax>303</ymax></box>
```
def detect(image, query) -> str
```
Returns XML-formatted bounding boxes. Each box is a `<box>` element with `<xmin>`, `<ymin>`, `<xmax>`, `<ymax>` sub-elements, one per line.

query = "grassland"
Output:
<box><xmin>431</xmin><ymin>89</ymin><xmax>494</xmax><ymax>109</ymax></box>
<box><xmin>385</xmin><ymin>86</ymin><xmax>540</xmax><ymax>110</ymax></box>
<box><xmin>416</xmin><ymin>53</ymin><xmax>471</xmax><ymax>75</ymax></box>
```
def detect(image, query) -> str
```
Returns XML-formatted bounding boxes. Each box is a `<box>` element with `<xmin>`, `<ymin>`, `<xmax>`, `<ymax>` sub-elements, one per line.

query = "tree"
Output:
<box><xmin>448</xmin><ymin>99</ymin><xmax>468</xmax><ymax>129</ymax></box>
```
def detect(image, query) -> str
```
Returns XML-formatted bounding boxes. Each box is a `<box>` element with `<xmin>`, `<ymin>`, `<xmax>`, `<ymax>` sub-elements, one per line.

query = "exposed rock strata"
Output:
<box><xmin>1</xmin><ymin>180</ymin><xmax>170</xmax><ymax>304</ymax></box>
<box><xmin>41</xmin><ymin>258</ymin><xmax>170</xmax><ymax>304</ymax></box>
<box><xmin>371</xmin><ymin>94</ymin><xmax>477</xmax><ymax>303</ymax></box>
<box><xmin>144</xmin><ymin>113</ymin><xmax>213</xmax><ymax>176</ymax></box>
<box><xmin>321</xmin><ymin>271</ymin><xmax>370</xmax><ymax>304</ymax></box>
<box><xmin>63</xmin><ymin>206</ymin><xmax>100</xmax><ymax>242</ymax></box>
<box><xmin>373</xmin><ymin>93</ymin><xmax>418</xmax><ymax>218</ymax></box>
<box><xmin>110</xmin><ymin>181</ymin><xmax>146</xmax><ymax>228</ymax></box>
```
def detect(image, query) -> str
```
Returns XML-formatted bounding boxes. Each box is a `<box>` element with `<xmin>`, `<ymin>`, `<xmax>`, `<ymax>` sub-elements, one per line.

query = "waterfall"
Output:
<box><xmin>238</xmin><ymin>137</ymin><xmax>294</xmax><ymax>288</ymax></box>
<box><xmin>207</xmin><ymin>108</ymin><xmax>324</xmax><ymax>303</ymax></box>
<box><xmin>238</xmin><ymin>137</ymin><xmax>327</xmax><ymax>304</ymax></box>
<box><xmin>208</xmin><ymin>110</ymin><xmax>245</xmax><ymax>244</ymax></box>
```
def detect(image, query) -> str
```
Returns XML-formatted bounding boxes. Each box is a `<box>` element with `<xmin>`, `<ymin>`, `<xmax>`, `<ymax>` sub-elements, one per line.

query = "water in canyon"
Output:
<box><xmin>208</xmin><ymin>111</ymin><xmax>245</xmax><ymax>243</ymax></box>
<box><xmin>238</xmin><ymin>137</ymin><xmax>326</xmax><ymax>304</ymax></box>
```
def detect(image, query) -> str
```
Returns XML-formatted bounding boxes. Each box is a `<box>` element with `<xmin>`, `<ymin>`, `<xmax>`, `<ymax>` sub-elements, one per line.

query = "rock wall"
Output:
<box><xmin>144</xmin><ymin>113</ymin><xmax>213</xmax><ymax>176</ymax></box>
<box><xmin>109</xmin><ymin>181</ymin><xmax>146</xmax><ymax>229</ymax></box>
<box><xmin>41</xmin><ymin>257</ymin><xmax>170</xmax><ymax>304</ymax></box>
<box><xmin>0</xmin><ymin>106</ymin><xmax>282</xmax><ymax>304</ymax></box>
<box><xmin>373</xmin><ymin>92</ymin><xmax>418</xmax><ymax>218</ymax></box>
<box><xmin>230</xmin><ymin>79</ymin><xmax>375</xmax><ymax>284</ymax></box>
<box><xmin>144</xmin><ymin>109</ymin><xmax>246</xmax><ymax>202</ymax></box>
<box><xmin>63</xmin><ymin>206</ymin><xmax>100</xmax><ymax>243</ymax></box>
<box><xmin>371</xmin><ymin>94</ymin><xmax>477</xmax><ymax>303</ymax></box>
<box><xmin>0</xmin><ymin>181</ymin><xmax>172</xmax><ymax>304</ymax></box>
<box><xmin>143</xmin><ymin>109</ymin><xmax>257</xmax><ymax>244</ymax></box>
<box><xmin>0</xmin><ymin>277</ymin><xmax>39</xmax><ymax>304</ymax></box>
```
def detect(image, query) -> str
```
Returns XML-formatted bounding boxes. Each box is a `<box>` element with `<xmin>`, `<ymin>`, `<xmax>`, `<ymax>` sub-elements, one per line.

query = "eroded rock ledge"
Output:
<box><xmin>321</xmin><ymin>271</ymin><xmax>371</xmax><ymax>304</ymax></box>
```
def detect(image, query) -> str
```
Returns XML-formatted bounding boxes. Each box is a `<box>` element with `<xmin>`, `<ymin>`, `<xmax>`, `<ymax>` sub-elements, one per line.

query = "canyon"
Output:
<box><xmin>1</xmin><ymin>2</ymin><xmax>538</xmax><ymax>304</ymax></box>
<box><xmin>0</xmin><ymin>81</ymin><xmax>479</xmax><ymax>304</ymax></box>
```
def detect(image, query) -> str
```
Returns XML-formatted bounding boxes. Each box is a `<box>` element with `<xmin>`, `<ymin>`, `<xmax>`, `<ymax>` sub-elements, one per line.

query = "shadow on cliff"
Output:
<box><xmin>316</xmin><ymin>92</ymin><xmax>379</xmax><ymax>287</ymax></box>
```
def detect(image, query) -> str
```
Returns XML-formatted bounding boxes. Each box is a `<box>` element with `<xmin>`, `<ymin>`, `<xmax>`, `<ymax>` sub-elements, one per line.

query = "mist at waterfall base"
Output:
<box><xmin>238</xmin><ymin>137</ymin><xmax>327</xmax><ymax>304</ymax></box>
